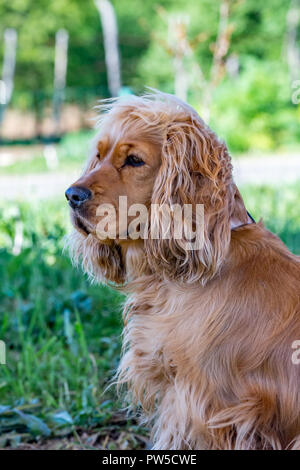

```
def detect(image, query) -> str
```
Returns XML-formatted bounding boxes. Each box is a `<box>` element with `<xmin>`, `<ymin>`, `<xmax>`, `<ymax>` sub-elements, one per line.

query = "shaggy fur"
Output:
<box><xmin>66</xmin><ymin>91</ymin><xmax>300</xmax><ymax>450</ymax></box>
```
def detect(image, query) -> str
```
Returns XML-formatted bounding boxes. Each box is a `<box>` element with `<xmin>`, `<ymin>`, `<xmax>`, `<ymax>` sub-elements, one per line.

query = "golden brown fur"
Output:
<box><xmin>66</xmin><ymin>92</ymin><xmax>300</xmax><ymax>450</ymax></box>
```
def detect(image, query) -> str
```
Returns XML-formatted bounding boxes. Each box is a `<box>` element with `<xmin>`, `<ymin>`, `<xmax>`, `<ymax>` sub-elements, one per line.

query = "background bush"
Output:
<box><xmin>0</xmin><ymin>0</ymin><xmax>299</xmax><ymax>152</ymax></box>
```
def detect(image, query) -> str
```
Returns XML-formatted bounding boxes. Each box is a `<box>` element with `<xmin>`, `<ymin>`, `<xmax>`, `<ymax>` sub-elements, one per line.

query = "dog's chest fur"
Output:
<box><xmin>118</xmin><ymin>278</ymin><xmax>242</xmax><ymax>448</ymax></box>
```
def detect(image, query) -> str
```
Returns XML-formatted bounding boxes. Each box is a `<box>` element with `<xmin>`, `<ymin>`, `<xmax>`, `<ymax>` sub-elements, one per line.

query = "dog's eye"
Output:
<box><xmin>96</xmin><ymin>152</ymin><xmax>101</xmax><ymax>160</ymax></box>
<box><xmin>124</xmin><ymin>155</ymin><xmax>145</xmax><ymax>167</ymax></box>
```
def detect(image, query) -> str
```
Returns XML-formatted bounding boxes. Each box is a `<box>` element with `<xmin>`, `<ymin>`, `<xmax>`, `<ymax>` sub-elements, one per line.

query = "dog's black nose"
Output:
<box><xmin>65</xmin><ymin>186</ymin><xmax>92</xmax><ymax>209</ymax></box>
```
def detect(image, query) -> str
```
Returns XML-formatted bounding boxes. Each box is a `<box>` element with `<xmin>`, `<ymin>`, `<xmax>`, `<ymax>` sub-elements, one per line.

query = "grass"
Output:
<box><xmin>0</xmin><ymin>130</ymin><xmax>95</xmax><ymax>175</ymax></box>
<box><xmin>240</xmin><ymin>184</ymin><xmax>300</xmax><ymax>254</ymax></box>
<box><xmin>0</xmin><ymin>200</ymin><xmax>144</xmax><ymax>448</ymax></box>
<box><xmin>0</xmin><ymin>183</ymin><xmax>299</xmax><ymax>448</ymax></box>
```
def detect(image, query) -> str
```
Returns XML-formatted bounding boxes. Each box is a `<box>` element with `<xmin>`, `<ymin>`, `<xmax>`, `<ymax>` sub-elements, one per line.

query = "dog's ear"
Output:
<box><xmin>66</xmin><ymin>230</ymin><xmax>125</xmax><ymax>285</ymax></box>
<box><xmin>145</xmin><ymin>115</ymin><xmax>235</xmax><ymax>284</ymax></box>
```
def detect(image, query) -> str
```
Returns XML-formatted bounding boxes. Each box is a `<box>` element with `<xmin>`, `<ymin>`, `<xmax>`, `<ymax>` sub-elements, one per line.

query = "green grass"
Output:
<box><xmin>0</xmin><ymin>200</ymin><xmax>135</xmax><ymax>448</ymax></box>
<box><xmin>0</xmin><ymin>183</ymin><xmax>299</xmax><ymax>447</ymax></box>
<box><xmin>0</xmin><ymin>130</ymin><xmax>95</xmax><ymax>175</ymax></box>
<box><xmin>240</xmin><ymin>184</ymin><xmax>300</xmax><ymax>254</ymax></box>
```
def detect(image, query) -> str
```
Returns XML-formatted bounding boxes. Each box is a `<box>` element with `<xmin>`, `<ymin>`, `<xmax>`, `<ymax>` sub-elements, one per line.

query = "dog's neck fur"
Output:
<box><xmin>230</xmin><ymin>213</ymin><xmax>254</xmax><ymax>230</ymax></box>
<box><xmin>229</xmin><ymin>186</ymin><xmax>251</xmax><ymax>230</ymax></box>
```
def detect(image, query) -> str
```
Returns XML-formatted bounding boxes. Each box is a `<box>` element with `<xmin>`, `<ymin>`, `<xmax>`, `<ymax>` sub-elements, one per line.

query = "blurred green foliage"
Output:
<box><xmin>0</xmin><ymin>0</ymin><xmax>299</xmax><ymax>152</ymax></box>
<box><xmin>241</xmin><ymin>184</ymin><xmax>300</xmax><ymax>252</ymax></box>
<box><xmin>0</xmin><ymin>130</ymin><xmax>95</xmax><ymax>174</ymax></box>
<box><xmin>211</xmin><ymin>59</ymin><xmax>300</xmax><ymax>152</ymax></box>
<box><xmin>0</xmin><ymin>199</ymin><xmax>128</xmax><ymax>445</ymax></box>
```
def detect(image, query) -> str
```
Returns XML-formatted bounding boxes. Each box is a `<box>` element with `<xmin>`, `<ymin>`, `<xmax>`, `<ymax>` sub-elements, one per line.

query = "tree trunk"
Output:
<box><xmin>94</xmin><ymin>0</ymin><xmax>121</xmax><ymax>97</ymax></box>
<box><xmin>286</xmin><ymin>0</ymin><xmax>300</xmax><ymax>83</ymax></box>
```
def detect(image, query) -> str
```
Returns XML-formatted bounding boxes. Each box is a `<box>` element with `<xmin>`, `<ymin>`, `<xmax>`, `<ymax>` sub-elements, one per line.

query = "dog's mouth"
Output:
<box><xmin>76</xmin><ymin>217</ymin><xmax>90</xmax><ymax>235</ymax></box>
<box><xmin>72</xmin><ymin>213</ymin><xmax>93</xmax><ymax>236</ymax></box>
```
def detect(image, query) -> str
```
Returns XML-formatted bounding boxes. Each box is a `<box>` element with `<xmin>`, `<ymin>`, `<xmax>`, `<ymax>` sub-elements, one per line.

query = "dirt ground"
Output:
<box><xmin>11</xmin><ymin>430</ymin><xmax>149</xmax><ymax>450</ymax></box>
<box><xmin>2</xmin><ymin>417</ymin><xmax>150</xmax><ymax>450</ymax></box>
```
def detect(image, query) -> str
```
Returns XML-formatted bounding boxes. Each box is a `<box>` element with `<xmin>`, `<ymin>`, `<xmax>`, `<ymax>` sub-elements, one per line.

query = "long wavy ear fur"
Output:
<box><xmin>145</xmin><ymin>112</ymin><xmax>235</xmax><ymax>285</ymax></box>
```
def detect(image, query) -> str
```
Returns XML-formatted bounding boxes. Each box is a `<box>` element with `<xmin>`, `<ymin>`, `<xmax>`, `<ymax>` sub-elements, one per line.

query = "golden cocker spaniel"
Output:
<box><xmin>66</xmin><ymin>92</ymin><xmax>300</xmax><ymax>450</ymax></box>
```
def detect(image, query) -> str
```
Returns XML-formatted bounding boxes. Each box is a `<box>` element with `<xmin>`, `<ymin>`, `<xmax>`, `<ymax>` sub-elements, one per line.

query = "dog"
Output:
<box><xmin>66</xmin><ymin>91</ymin><xmax>300</xmax><ymax>450</ymax></box>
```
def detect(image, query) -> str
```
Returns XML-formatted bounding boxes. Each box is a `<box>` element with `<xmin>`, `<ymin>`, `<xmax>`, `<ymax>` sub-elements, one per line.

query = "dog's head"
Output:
<box><xmin>66</xmin><ymin>92</ymin><xmax>247</xmax><ymax>285</ymax></box>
